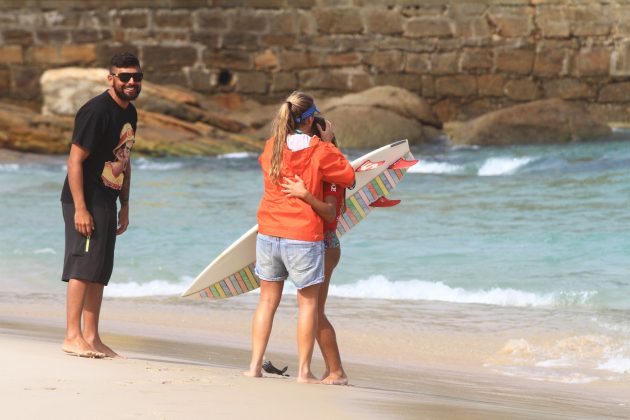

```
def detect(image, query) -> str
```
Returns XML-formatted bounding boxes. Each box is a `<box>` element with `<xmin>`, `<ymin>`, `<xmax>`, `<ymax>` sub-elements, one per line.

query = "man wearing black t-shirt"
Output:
<box><xmin>60</xmin><ymin>52</ymin><xmax>142</xmax><ymax>358</ymax></box>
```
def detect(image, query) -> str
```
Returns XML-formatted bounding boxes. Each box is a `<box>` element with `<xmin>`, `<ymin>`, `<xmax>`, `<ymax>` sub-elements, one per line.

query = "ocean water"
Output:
<box><xmin>1</xmin><ymin>135</ymin><xmax>629</xmax><ymax>385</ymax></box>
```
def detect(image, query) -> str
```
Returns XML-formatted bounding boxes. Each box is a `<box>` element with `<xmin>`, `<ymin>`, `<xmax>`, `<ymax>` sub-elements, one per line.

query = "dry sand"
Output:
<box><xmin>0</xmin><ymin>296</ymin><xmax>628</xmax><ymax>419</ymax></box>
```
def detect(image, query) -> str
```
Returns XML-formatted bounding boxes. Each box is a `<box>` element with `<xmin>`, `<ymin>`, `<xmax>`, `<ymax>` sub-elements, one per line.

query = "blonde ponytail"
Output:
<box><xmin>269</xmin><ymin>91</ymin><xmax>314</xmax><ymax>183</ymax></box>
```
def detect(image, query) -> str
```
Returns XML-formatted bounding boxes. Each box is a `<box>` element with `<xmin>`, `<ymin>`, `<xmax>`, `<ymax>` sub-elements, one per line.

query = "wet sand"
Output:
<box><xmin>0</xmin><ymin>296</ymin><xmax>628</xmax><ymax>419</ymax></box>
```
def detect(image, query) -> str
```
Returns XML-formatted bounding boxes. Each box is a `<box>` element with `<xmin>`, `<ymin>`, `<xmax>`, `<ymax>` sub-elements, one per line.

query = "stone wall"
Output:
<box><xmin>2</xmin><ymin>0</ymin><xmax>630</xmax><ymax>121</ymax></box>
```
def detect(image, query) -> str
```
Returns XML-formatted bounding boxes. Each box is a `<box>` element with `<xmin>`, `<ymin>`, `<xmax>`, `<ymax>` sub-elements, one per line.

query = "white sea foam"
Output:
<box><xmin>217</xmin><ymin>152</ymin><xmax>256</xmax><ymax>159</ymax></box>
<box><xmin>407</xmin><ymin>161</ymin><xmax>461</xmax><ymax>175</ymax></box>
<box><xmin>478</xmin><ymin>157</ymin><xmax>532</xmax><ymax>176</ymax></box>
<box><xmin>451</xmin><ymin>144</ymin><xmax>480</xmax><ymax>150</ymax></box>
<box><xmin>0</xmin><ymin>163</ymin><xmax>20</xmax><ymax>172</ymax></box>
<box><xmin>288</xmin><ymin>275</ymin><xmax>592</xmax><ymax>307</ymax></box>
<box><xmin>33</xmin><ymin>248</ymin><xmax>56</xmax><ymax>255</ymax></box>
<box><xmin>134</xmin><ymin>158</ymin><xmax>184</xmax><ymax>171</ymax></box>
<box><xmin>104</xmin><ymin>278</ymin><xmax>190</xmax><ymax>298</ymax></box>
<box><xmin>100</xmin><ymin>274</ymin><xmax>595</xmax><ymax>309</ymax></box>
<box><xmin>597</xmin><ymin>357</ymin><xmax>630</xmax><ymax>373</ymax></box>
<box><xmin>489</xmin><ymin>335</ymin><xmax>630</xmax><ymax>383</ymax></box>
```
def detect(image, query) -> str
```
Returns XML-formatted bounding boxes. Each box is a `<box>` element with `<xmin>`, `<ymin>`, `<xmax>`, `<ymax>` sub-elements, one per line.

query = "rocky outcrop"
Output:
<box><xmin>134</xmin><ymin>109</ymin><xmax>262</xmax><ymax>156</ymax></box>
<box><xmin>41</xmin><ymin>68</ymin><xmax>248</xmax><ymax>133</ymax></box>
<box><xmin>319</xmin><ymin>86</ymin><xmax>443</xmax><ymax>149</ymax></box>
<box><xmin>28</xmin><ymin>67</ymin><xmax>263</xmax><ymax>155</ymax></box>
<box><xmin>449</xmin><ymin>99</ymin><xmax>612</xmax><ymax>146</ymax></box>
<box><xmin>0</xmin><ymin>100</ymin><xmax>263</xmax><ymax>156</ymax></box>
<box><xmin>250</xmin><ymin>86</ymin><xmax>445</xmax><ymax>149</ymax></box>
<box><xmin>322</xmin><ymin>86</ymin><xmax>442</xmax><ymax>129</ymax></box>
<box><xmin>8</xmin><ymin>69</ymin><xmax>615</xmax><ymax>156</ymax></box>
<box><xmin>0</xmin><ymin>102</ymin><xmax>72</xmax><ymax>154</ymax></box>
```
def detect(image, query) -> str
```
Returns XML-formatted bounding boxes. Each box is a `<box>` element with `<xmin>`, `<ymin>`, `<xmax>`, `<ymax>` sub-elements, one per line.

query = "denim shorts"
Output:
<box><xmin>254</xmin><ymin>234</ymin><xmax>324</xmax><ymax>289</ymax></box>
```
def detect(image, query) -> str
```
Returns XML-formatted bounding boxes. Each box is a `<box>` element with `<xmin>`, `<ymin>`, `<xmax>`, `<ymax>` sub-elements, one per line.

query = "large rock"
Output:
<box><xmin>319</xmin><ymin>86</ymin><xmax>443</xmax><ymax>148</ymax></box>
<box><xmin>40</xmin><ymin>68</ymin><xmax>109</xmax><ymax>116</ymax></box>
<box><xmin>322</xmin><ymin>106</ymin><xmax>431</xmax><ymax>149</ymax></box>
<box><xmin>450</xmin><ymin>98</ymin><xmax>612</xmax><ymax>145</ymax></box>
<box><xmin>322</xmin><ymin>85</ymin><xmax>442</xmax><ymax>128</ymax></box>
<box><xmin>0</xmin><ymin>102</ymin><xmax>72</xmax><ymax>154</ymax></box>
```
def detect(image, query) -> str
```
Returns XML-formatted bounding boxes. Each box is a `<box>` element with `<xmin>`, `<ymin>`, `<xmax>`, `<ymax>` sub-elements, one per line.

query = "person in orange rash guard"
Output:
<box><xmin>244</xmin><ymin>91</ymin><xmax>354</xmax><ymax>384</ymax></box>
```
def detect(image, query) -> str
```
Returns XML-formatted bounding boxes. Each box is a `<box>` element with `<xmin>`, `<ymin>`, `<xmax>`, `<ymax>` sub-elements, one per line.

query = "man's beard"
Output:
<box><xmin>114</xmin><ymin>83</ymin><xmax>141</xmax><ymax>101</ymax></box>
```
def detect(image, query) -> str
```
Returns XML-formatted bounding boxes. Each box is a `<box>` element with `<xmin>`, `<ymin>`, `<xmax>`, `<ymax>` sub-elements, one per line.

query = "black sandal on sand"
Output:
<box><xmin>262</xmin><ymin>360</ymin><xmax>289</xmax><ymax>377</ymax></box>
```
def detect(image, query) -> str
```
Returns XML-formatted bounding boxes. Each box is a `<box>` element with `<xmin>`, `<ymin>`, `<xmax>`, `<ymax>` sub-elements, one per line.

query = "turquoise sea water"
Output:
<box><xmin>1</xmin><ymin>135</ymin><xmax>629</xmax><ymax>383</ymax></box>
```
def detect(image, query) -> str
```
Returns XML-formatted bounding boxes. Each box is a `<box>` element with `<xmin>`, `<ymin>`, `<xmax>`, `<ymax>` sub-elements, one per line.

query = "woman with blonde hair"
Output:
<box><xmin>245</xmin><ymin>91</ymin><xmax>354</xmax><ymax>383</ymax></box>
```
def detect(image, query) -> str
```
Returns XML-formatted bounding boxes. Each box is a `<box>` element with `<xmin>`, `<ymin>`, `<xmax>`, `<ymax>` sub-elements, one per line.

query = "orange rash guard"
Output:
<box><xmin>257</xmin><ymin>135</ymin><xmax>355</xmax><ymax>241</ymax></box>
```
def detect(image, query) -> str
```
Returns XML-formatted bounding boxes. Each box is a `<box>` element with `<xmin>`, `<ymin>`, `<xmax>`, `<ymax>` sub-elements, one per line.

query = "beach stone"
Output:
<box><xmin>324</xmin><ymin>106</ymin><xmax>427</xmax><ymax>149</ymax></box>
<box><xmin>40</xmin><ymin>67</ymin><xmax>109</xmax><ymax>116</ymax></box>
<box><xmin>449</xmin><ymin>98</ymin><xmax>612</xmax><ymax>146</ymax></box>
<box><xmin>319</xmin><ymin>85</ymin><xmax>443</xmax><ymax>148</ymax></box>
<box><xmin>323</xmin><ymin>86</ymin><xmax>442</xmax><ymax>128</ymax></box>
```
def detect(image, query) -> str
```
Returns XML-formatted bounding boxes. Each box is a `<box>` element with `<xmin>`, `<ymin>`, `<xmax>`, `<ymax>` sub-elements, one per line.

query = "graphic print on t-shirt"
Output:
<box><xmin>101</xmin><ymin>122</ymin><xmax>135</xmax><ymax>190</ymax></box>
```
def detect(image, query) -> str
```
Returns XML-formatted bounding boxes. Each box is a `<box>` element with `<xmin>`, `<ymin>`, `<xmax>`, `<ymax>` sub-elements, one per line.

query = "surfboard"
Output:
<box><xmin>181</xmin><ymin>139</ymin><xmax>417</xmax><ymax>299</ymax></box>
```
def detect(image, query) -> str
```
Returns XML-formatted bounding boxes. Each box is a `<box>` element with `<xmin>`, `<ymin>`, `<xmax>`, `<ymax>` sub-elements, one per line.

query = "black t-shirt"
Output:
<box><xmin>61</xmin><ymin>91</ymin><xmax>137</xmax><ymax>208</ymax></box>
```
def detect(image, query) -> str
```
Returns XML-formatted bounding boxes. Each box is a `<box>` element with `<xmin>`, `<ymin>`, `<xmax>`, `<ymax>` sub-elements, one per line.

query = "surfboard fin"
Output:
<box><xmin>356</xmin><ymin>159</ymin><xmax>385</xmax><ymax>172</ymax></box>
<box><xmin>389</xmin><ymin>158</ymin><xmax>418</xmax><ymax>170</ymax></box>
<box><xmin>262</xmin><ymin>360</ymin><xmax>290</xmax><ymax>377</ymax></box>
<box><xmin>369</xmin><ymin>196</ymin><xmax>401</xmax><ymax>207</ymax></box>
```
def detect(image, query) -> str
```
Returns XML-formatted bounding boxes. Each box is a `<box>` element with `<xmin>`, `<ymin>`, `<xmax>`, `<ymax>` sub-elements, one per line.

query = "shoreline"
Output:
<box><xmin>1</xmin><ymin>297</ymin><xmax>628</xmax><ymax>419</ymax></box>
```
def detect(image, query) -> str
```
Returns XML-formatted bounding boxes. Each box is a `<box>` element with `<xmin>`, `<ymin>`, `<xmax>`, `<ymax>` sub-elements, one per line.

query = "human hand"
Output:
<box><xmin>74</xmin><ymin>208</ymin><xmax>94</xmax><ymax>237</ymax></box>
<box><xmin>117</xmin><ymin>204</ymin><xmax>129</xmax><ymax>235</ymax></box>
<box><xmin>316</xmin><ymin>119</ymin><xmax>334</xmax><ymax>142</ymax></box>
<box><xmin>281</xmin><ymin>175</ymin><xmax>309</xmax><ymax>199</ymax></box>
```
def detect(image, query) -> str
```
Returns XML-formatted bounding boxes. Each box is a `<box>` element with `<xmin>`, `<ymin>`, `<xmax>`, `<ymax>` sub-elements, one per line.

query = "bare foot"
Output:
<box><xmin>87</xmin><ymin>338</ymin><xmax>122</xmax><ymax>359</ymax></box>
<box><xmin>297</xmin><ymin>374</ymin><xmax>321</xmax><ymax>384</ymax></box>
<box><xmin>62</xmin><ymin>337</ymin><xmax>105</xmax><ymax>359</ymax></box>
<box><xmin>321</xmin><ymin>373</ymin><xmax>348</xmax><ymax>385</ymax></box>
<box><xmin>243</xmin><ymin>369</ymin><xmax>262</xmax><ymax>378</ymax></box>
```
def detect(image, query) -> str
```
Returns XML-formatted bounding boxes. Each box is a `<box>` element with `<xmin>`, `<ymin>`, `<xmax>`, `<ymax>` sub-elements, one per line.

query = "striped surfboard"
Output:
<box><xmin>182</xmin><ymin>139</ymin><xmax>416</xmax><ymax>299</ymax></box>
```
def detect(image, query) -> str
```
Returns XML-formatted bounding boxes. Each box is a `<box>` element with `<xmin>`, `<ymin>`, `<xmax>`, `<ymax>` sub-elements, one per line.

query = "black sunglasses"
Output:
<box><xmin>110</xmin><ymin>72</ymin><xmax>143</xmax><ymax>83</ymax></box>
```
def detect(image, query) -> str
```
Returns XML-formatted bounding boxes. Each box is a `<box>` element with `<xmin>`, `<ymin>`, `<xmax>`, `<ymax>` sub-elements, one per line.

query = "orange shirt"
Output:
<box><xmin>257</xmin><ymin>135</ymin><xmax>355</xmax><ymax>241</ymax></box>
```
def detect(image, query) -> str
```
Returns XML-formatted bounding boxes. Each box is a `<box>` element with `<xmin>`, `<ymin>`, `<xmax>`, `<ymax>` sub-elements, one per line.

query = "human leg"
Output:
<box><xmin>82</xmin><ymin>282</ymin><xmax>120</xmax><ymax>358</ymax></box>
<box><xmin>296</xmin><ymin>283</ymin><xmax>322</xmax><ymax>383</ymax></box>
<box><xmin>61</xmin><ymin>204</ymin><xmax>104</xmax><ymax>357</ymax></box>
<box><xmin>280</xmin><ymin>238</ymin><xmax>325</xmax><ymax>383</ymax></box>
<box><xmin>62</xmin><ymin>279</ymin><xmax>104</xmax><ymax>357</ymax></box>
<box><xmin>245</xmin><ymin>280</ymin><xmax>284</xmax><ymax>377</ymax></box>
<box><xmin>317</xmin><ymin>246</ymin><xmax>348</xmax><ymax>385</ymax></box>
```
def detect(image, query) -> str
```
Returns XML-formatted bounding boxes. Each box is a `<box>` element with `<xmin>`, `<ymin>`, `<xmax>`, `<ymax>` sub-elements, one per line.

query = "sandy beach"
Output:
<box><xmin>1</xmin><ymin>295</ymin><xmax>628</xmax><ymax>420</ymax></box>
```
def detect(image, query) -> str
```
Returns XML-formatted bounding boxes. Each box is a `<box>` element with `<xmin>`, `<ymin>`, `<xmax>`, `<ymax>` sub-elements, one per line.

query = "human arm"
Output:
<box><xmin>319</xmin><ymin>144</ymin><xmax>355</xmax><ymax>188</ymax></box>
<box><xmin>117</xmin><ymin>160</ymin><xmax>131</xmax><ymax>235</ymax></box>
<box><xmin>67</xmin><ymin>144</ymin><xmax>94</xmax><ymax>237</ymax></box>
<box><xmin>281</xmin><ymin>175</ymin><xmax>336</xmax><ymax>223</ymax></box>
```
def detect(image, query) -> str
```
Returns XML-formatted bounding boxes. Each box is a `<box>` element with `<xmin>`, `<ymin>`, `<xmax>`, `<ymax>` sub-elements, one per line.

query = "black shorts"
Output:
<box><xmin>62</xmin><ymin>203</ymin><xmax>117</xmax><ymax>286</ymax></box>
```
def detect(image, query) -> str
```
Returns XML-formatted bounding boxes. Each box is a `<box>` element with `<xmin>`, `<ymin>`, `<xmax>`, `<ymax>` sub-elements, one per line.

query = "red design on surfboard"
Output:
<box><xmin>369</xmin><ymin>196</ymin><xmax>401</xmax><ymax>207</ymax></box>
<box><xmin>388</xmin><ymin>158</ymin><xmax>418</xmax><ymax>170</ymax></box>
<box><xmin>356</xmin><ymin>159</ymin><xmax>385</xmax><ymax>172</ymax></box>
